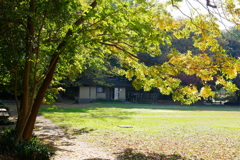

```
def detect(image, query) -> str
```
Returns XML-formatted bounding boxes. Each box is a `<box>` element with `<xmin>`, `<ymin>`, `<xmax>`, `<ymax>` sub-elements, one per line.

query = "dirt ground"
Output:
<box><xmin>35</xmin><ymin>115</ymin><xmax>116</xmax><ymax>160</ymax></box>
<box><xmin>4</xmin><ymin>100</ymin><xmax>116</xmax><ymax>160</ymax></box>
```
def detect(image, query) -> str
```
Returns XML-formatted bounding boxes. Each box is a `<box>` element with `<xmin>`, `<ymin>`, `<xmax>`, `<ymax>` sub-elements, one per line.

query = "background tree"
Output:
<box><xmin>0</xmin><ymin>0</ymin><xmax>174</xmax><ymax>144</ymax></box>
<box><xmin>0</xmin><ymin>0</ymin><xmax>239</xmax><ymax>145</ymax></box>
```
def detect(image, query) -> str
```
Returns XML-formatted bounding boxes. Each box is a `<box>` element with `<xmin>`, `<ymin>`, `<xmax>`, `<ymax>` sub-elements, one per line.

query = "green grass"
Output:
<box><xmin>40</xmin><ymin>103</ymin><xmax>240</xmax><ymax>159</ymax></box>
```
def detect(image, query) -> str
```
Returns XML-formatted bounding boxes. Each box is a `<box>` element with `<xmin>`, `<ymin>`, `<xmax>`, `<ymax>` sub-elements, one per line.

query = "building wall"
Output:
<box><xmin>119</xmin><ymin>87</ymin><xmax>126</xmax><ymax>100</ymax></box>
<box><xmin>79</xmin><ymin>87</ymin><xmax>89</xmax><ymax>99</ymax></box>
<box><xmin>78</xmin><ymin>86</ymin><xmax>96</xmax><ymax>102</ymax></box>
<box><xmin>90</xmin><ymin>87</ymin><xmax>97</xmax><ymax>99</ymax></box>
<box><xmin>78</xmin><ymin>86</ymin><xmax>126</xmax><ymax>103</ymax></box>
<box><xmin>96</xmin><ymin>93</ymin><xmax>106</xmax><ymax>99</ymax></box>
<box><xmin>114</xmin><ymin>87</ymin><xmax>126</xmax><ymax>100</ymax></box>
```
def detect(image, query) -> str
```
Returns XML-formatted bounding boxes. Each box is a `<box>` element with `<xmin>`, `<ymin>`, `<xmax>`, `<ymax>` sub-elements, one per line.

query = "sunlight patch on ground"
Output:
<box><xmin>122</xmin><ymin>109</ymin><xmax>181</xmax><ymax>113</ymax></box>
<box><xmin>146</xmin><ymin>110</ymin><xmax>180</xmax><ymax>112</ymax></box>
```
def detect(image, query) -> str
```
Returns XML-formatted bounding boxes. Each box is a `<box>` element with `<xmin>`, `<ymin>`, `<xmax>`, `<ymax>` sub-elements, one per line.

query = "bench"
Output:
<box><xmin>0</xmin><ymin>108</ymin><xmax>9</xmax><ymax>119</ymax></box>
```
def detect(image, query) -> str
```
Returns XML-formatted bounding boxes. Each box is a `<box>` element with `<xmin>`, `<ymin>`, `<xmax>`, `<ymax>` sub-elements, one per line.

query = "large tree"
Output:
<box><xmin>0</xmin><ymin>0</ymin><xmax>239</xmax><ymax>144</ymax></box>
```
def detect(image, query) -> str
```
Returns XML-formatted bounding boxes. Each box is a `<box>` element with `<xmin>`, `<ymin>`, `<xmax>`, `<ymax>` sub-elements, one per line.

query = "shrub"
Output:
<box><xmin>0</xmin><ymin>129</ymin><xmax>55</xmax><ymax>160</ymax></box>
<box><xmin>224</xmin><ymin>101</ymin><xmax>240</xmax><ymax>105</ymax></box>
<box><xmin>1</xmin><ymin>106</ymin><xmax>10</xmax><ymax>112</ymax></box>
<box><xmin>17</xmin><ymin>136</ymin><xmax>55</xmax><ymax>160</ymax></box>
<box><xmin>0</xmin><ymin>129</ymin><xmax>16</xmax><ymax>153</ymax></box>
<box><xmin>0</xmin><ymin>100</ymin><xmax>9</xmax><ymax>112</ymax></box>
<box><xmin>0</xmin><ymin>119</ymin><xmax>15</xmax><ymax>125</ymax></box>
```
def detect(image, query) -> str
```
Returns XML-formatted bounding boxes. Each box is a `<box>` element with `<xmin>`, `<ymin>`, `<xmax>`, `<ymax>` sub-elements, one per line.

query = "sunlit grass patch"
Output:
<box><xmin>40</xmin><ymin>103</ymin><xmax>240</xmax><ymax>159</ymax></box>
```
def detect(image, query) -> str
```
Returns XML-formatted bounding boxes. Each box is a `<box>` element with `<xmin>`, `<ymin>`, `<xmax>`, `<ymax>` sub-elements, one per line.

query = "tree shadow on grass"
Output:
<box><xmin>115</xmin><ymin>148</ymin><xmax>184</xmax><ymax>160</ymax></box>
<box><xmin>40</xmin><ymin>102</ymin><xmax>240</xmax><ymax>113</ymax></box>
<box><xmin>84</xmin><ymin>158</ymin><xmax>110</xmax><ymax>160</ymax></box>
<box><xmin>71</xmin><ymin>127</ymin><xmax>95</xmax><ymax>135</ymax></box>
<box><xmin>82</xmin><ymin>148</ymin><xmax>184</xmax><ymax>160</ymax></box>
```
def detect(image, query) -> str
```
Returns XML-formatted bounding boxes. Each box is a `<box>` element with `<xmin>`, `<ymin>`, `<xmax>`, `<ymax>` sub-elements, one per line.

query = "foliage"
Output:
<box><xmin>0</xmin><ymin>129</ymin><xmax>54</xmax><ymax>160</ymax></box>
<box><xmin>0</xmin><ymin>129</ymin><xmax>16</xmax><ymax>153</ymax></box>
<box><xmin>0</xmin><ymin>119</ymin><xmax>15</xmax><ymax>125</ymax></box>
<box><xmin>222</xmin><ymin>27</ymin><xmax>240</xmax><ymax>58</ymax></box>
<box><xmin>1</xmin><ymin>0</ymin><xmax>239</xmax><ymax>106</ymax></box>
<box><xmin>1</xmin><ymin>0</ymin><xmax>240</xmax><ymax>144</ymax></box>
<box><xmin>0</xmin><ymin>101</ymin><xmax>9</xmax><ymax>112</ymax></box>
<box><xmin>74</xmin><ymin>55</ymin><xmax>125</xmax><ymax>87</ymax></box>
<box><xmin>118</xmin><ymin>12</ymin><xmax>240</xmax><ymax>104</ymax></box>
<box><xmin>16</xmin><ymin>136</ymin><xmax>54</xmax><ymax>160</ymax></box>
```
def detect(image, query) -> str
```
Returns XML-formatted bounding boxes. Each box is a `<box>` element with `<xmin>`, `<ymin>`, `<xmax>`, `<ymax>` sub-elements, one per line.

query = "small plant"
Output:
<box><xmin>0</xmin><ymin>119</ymin><xmax>15</xmax><ymax>125</ymax></box>
<box><xmin>17</xmin><ymin>136</ymin><xmax>55</xmax><ymax>160</ymax></box>
<box><xmin>0</xmin><ymin>129</ymin><xmax>16</xmax><ymax>153</ymax></box>
<box><xmin>0</xmin><ymin>100</ymin><xmax>4</xmax><ymax>106</ymax></box>
<box><xmin>0</xmin><ymin>100</ymin><xmax>9</xmax><ymax>112</ymax></box>
<box><xmin>0</xmin><ymin>129</ymin><xmax>55</xmax><ymax>160</ymax></box>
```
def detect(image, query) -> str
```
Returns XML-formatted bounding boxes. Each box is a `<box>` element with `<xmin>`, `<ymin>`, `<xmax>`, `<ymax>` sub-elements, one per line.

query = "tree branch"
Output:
<box><xmin>39</xmin><ymin>0</ymin><xmax>97</xmax><ymax>83</ymax></box>
<box><xmin>74</xmin><ymin>0</ymin><xmax>97</xmax><ymax>26</ymax></box>
<box><xmin>100</xmin><ymin>42</ymin><xmax>158</xmax><ymax>66</ymax></box>
<box><xmin>206</xmin><ymin>0</ymin><xmax>217</xmax><ymax>8</ymax></box>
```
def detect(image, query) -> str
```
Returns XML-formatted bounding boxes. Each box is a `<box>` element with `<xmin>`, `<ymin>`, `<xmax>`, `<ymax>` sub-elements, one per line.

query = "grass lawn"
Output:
<box><xmin>40</xmin><ymin>103</ymin><xmax>240</xmax><ymax>159</ymax></box>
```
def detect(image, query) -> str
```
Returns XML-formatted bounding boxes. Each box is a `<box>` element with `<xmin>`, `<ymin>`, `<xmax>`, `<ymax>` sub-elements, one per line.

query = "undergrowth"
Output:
<box><xmin>0</xmin><ymin>129</ymin><xmax>55</xmax><ymax>160</ymax></box>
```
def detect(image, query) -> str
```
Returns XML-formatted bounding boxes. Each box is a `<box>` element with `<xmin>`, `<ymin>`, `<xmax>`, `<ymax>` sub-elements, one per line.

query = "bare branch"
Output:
<box><xmin>171</xmin><ymin>0</ymin><xmax>212</xmax><ymax>31</ymax></box>
<box><xmin>206</xmin><ymin>0</ymin><xmax>217</xmax><ymax>8</ymax></box>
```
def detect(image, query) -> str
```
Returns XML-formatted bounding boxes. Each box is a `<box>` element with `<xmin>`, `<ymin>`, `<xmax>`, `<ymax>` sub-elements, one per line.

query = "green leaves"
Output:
<box><xmin>1</xmin><ymin>0</ymin><xmax>240</xmax><ymax>105</ymax></box>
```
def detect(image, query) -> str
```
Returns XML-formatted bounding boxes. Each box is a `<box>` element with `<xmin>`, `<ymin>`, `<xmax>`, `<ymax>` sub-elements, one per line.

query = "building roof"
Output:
<box><xmin>76</xmin><ymin>77</ymin><xmax>132</xmax><ymax>87</ymax></box>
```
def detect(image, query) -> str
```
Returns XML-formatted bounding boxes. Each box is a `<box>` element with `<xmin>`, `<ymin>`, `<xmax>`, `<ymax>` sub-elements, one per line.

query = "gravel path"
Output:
<box><xmin>34</xmin><ymin>116</ymin><xmax>116</xmax><ymax>160</ymax></box>
<box><xmin>6</xmin><ymin>101</ymin><xmax>116</xmax><ymax>160</ymax></box>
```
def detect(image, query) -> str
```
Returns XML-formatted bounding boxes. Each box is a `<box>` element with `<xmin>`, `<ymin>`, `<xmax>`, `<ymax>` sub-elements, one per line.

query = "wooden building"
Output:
<box><xmin>75</xmin><ymin>78</ymin><xmax>131</xmax><ymax>103</ymax></box>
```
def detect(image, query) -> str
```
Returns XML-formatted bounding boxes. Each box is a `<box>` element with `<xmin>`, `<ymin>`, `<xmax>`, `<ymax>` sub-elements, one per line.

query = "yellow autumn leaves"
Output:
<box><xmin>120</xmin><ymin>48</ymin><xmax>240</xmax><ymax>104</ymax></box>
<box><xmin>102</xmin><ymin>0</ymin><xmax>240</xmax><ymax>104</ymax></box>
<box><xmin>169</xmin><ymin>52</ymin><xmax>216</xmax><ymax>81</ymax></box>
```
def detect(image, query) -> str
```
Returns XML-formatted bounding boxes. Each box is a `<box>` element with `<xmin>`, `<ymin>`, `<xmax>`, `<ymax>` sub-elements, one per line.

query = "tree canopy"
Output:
<box><xmin>0</xmin><ymin>0</ymin><xmax>240</xmax><ymax>144</ymax></box>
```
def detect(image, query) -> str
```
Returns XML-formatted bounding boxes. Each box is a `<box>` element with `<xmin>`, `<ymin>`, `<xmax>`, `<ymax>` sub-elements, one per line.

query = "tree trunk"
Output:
<box><xmin>14</xmin><ymin>63</ymin><xmax>33</xmax><ymax>144</ymax></box>
<box><xmin>22</xmin><ymin>54</ymin><xmax>60</xmax><ymax>141</ymax></box>
<box><xmin>20</xmin><ymin>0</ymin><xmax>98</xmax><ymax>141</ymax></box>
<box><xmin>15</xmin><ymin>61</ymin><xmax>31</xmax><ymax>145</ymax></box>
<box><xmin>14</xmin><ymin>0</ymin><xmax>35</xmax><ymax>144</ymax></box>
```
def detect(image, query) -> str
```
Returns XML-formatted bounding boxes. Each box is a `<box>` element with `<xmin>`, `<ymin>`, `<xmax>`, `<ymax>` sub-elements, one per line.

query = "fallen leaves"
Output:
<box><xmin>79</xmin><ymin>127</ymin><xmax>240</xmax><ymax>160</ymax></box>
